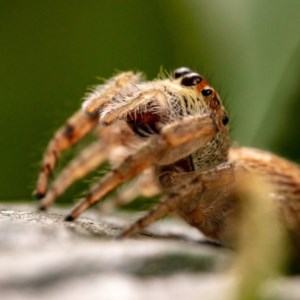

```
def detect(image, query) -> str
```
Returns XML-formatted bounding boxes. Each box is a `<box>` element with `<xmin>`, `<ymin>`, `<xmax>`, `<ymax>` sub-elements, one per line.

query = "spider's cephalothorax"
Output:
<box><xmin>100</xmin><ymin>68</ymin><xmax>230</xmax><ymax>176</ymax></box>
<box><xmin>35</xmin><ymin>67</ymin><xmax>300</xmax><ymax>243</ymax></box>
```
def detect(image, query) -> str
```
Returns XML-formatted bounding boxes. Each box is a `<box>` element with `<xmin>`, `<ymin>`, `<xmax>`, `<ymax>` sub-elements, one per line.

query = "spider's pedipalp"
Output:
<box><xmin>100</xmin><ymin>88</ymin><xmax>169</xmax><ymax>126</ymax></box>
<box><xmin>65</xmin><ymin>114</ymin><xmax>217</xmax><ymax>221</ymax></box>
<box><xmin>82</xmin><ymin>72</ymin><xmax>142</xmax><ymax>117</ymax></box>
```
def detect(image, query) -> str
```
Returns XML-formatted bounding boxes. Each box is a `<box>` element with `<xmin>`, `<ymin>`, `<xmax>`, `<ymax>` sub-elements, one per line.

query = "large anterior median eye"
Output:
<box><xmin>172</xmin><ymin>67</ymin><xmax>192</xmax><ymax>79</ymax></box>
<box><xmin>181</xmin><ymin>72</ymin><xmax>202</xmax><ymax>86</ymax></box>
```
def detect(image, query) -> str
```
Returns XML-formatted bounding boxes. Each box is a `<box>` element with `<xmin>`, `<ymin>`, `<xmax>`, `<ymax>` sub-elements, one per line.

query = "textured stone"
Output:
<box><xmin>0</xmin><ymin>204</ymin><xmax>299</xmax><ymax>300</ymax></box>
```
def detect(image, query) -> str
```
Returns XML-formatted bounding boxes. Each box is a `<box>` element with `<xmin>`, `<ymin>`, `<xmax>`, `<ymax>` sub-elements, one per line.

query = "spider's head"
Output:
<box><xmin>172</xmin><ymin>67</ymin><xmax>229</xmax><ymax>134</ymax></box>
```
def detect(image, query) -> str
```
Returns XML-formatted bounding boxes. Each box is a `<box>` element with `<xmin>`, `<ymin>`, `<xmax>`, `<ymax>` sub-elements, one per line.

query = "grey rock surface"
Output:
<box><xmin>0</xmin><ymin>204</ymin><xmax>299</xmax><ymax>300</ymax></box>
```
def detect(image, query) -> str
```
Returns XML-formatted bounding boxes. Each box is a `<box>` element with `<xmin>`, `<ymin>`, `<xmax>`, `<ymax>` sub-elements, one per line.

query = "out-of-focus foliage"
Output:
<box><xmin>0</xmin><ymin>0</ymin><xmax>299</xmax><ymax>200</ymax></box>
<box><xmin>231</xmin><ymin>177</ymin><xmax>287</xmax><ymax>300</ymax></box>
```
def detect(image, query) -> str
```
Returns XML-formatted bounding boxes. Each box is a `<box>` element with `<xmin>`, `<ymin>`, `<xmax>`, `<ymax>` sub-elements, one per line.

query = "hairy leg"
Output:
<box><xmin>65</xmin><ymin>114</ymin><xmax>216</xmax><ymax>220</ymax></box>
<box><xmin>119</xmin><ymin>163</ymin><xmax>234</xmax><ymax>238</ymax></box>
<box><xmin>35</xmin><ymin>72</ymin><xmax>141</xmax><ymax>199</ymax></box>
<box><xmin>99</xmin><ymin>169</ymin><xmax>160</xmax><ymax>213</ymax></box>
<box><xmin>39</xmin><ymin>122</ymin><xmax>140</xmax><ymax>209</ymax></box>
<box><xmin>34</xmin><ymin>111</ymin><xmax>98</xmax><ymax>199</ymax></box>
<box><xmin>39</xmin><ymin>141</ymin><xmax>108</xmax><ymax>210</ymax></box>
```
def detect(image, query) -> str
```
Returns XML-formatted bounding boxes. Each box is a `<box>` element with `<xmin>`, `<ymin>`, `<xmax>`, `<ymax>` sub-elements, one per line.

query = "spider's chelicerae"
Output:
<box><xmin>35</xmin><ymin>67</ymin><xmax>300</xmax><ymax>242</ymax></box>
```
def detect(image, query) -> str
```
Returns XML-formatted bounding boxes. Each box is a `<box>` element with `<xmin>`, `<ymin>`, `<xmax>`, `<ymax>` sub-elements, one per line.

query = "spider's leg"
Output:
<box><xmin>119</xmin><ymin>194</ymin><xmax>178</xmax><ymax>238</ymax></box>
<box><xmin>35</xmin><ymin>72</ymin><xmax>142</xmax><ymax>199</ymax></box>
<box><xmin>100</xmin><ymin>169</ymin><xmax>160</xmax><ymax>213</ymax></box>
<box><xmin>40</xmin><ymin>120</ymin><xmax>142</xmax><ymax>210</ymax></box>
<box><xmin>65</xmin><ymin>114</ymin><xmax>217</xmax><ymax>221</ymax></box>
<box><xmin>119</xmin><ymin>163</ymin><xmax>234</xmax><ymax>238</ymax></box>
<box><xmin>39</xmin><ymin>141</ymin><xmax>108</xmax><ymax>210</ymax></box>
<box><xmin>34</xmin><ymin>110</ymin><xmax>98</xmax><ymax>199</ymax></box>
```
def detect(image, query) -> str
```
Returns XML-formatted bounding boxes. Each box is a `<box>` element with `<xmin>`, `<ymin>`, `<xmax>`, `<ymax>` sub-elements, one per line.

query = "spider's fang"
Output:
<box><xmin>127</xmin><ymin>110</ymin><xmax>160</xmax><ymax>138</ymax></box>
<box><xmin>129</xmin><ymin>124</ymin><xmax>159</xmax><ymax>138</ymax></box>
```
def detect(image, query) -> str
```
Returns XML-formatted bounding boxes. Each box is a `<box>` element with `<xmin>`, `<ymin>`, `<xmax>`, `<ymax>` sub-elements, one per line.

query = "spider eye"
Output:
<box><xmin>222</xmin><ymin>115</ymin><xmax>229</xmax><ymax>125</ymax></box>
<box><xmin>181</xmin><ymin>72</ymin><xmax>202</xmax><ymax>86</ymax></box>
<box><xmin>201</xmin><ymin>88</ymin><xmax>213</xmax><ymax>96</ymax></box>
<box><xmin>172</xmin><ymin>67</ymin><xmax>192</xmax><ymax>79</ymax></box>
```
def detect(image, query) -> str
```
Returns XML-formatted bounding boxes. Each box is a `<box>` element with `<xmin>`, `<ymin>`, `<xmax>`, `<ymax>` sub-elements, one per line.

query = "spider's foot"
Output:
<box><xmin>64</xmin><ymin>214</ymin><xmax>75</xmax><ymax>222</ymax></box>
<box><xmin>115</xmin><ymin>232</ymin><xmax>126</xmax><ymax>240</ymax></box>
<box><xmin>38</xmin><ymin>205</ymin><xmax>47</xmax><ymax>211</ymax></box>
<box><xmin>34</xmin><ymin>191</ymin><xmax>45</xmax><ymax>200</ymax></box>
<box><xmin>116</xmin><ymin>227</ymin><xmax>137</xmax><ymax>239</ymax></box>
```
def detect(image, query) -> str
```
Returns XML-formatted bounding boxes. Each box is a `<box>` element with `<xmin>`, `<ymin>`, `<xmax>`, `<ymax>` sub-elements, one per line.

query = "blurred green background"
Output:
<box><xmin>1</xmin><ymin>0</ymin><xmax>299</xmax><ymax>201</ymax></box>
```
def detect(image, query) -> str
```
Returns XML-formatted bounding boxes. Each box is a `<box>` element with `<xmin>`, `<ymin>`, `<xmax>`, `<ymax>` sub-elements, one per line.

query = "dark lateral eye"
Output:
<box><xmin>181</xmin><ymin>72</ymin><xmax>202</xmax><ymax>86</ymax></box>
<box><xmin>201</xmin><ymin>88</ymin><xmax>213</xmax><ymax>96</ymax></box>
<box><xmin>172</xmin><ymin>67</ymin><xmax>192</xmax><ymax>79</ymax></box>
<box><xmin>222</xmin><ymin>115</ymin><xmax>229</xmax><ymax>125</ymax></box>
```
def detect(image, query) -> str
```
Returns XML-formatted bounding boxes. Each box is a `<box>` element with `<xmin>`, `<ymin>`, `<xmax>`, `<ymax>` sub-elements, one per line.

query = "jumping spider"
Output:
<box><xmin>35</xmin><ymin>67</ymin><xmax>300</xmax><ymax>242</ymax></box>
